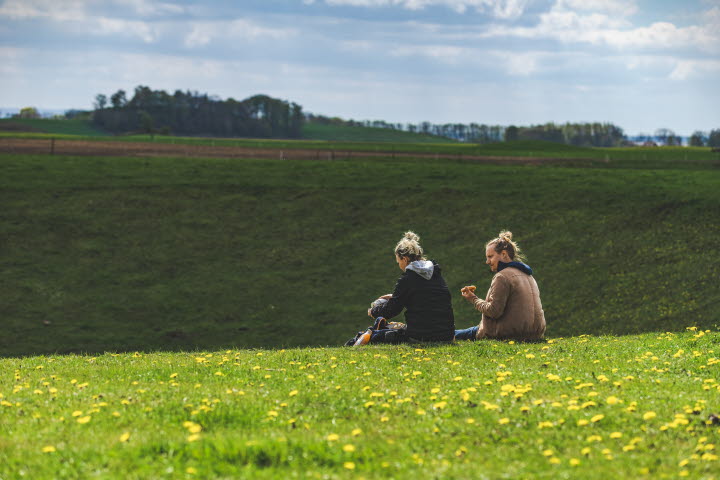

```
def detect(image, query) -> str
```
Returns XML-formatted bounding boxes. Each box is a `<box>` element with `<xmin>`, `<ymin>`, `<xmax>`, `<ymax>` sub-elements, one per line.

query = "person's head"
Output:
<box><xmin>485</xmin><ymin>230</ymin><xmax>525</xmax><ymax>272</ymax></box>
<box><xmin>394</xmin><ymin>231</ymin><xmax>425</xmax><ymax>270</ymax></box>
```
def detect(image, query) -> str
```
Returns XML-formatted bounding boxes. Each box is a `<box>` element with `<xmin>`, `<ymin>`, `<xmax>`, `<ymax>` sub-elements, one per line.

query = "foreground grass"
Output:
<box><xmin>1</xmin><ymin>331</ymin><xmax>719</xmax><ymax>479</ymax></box>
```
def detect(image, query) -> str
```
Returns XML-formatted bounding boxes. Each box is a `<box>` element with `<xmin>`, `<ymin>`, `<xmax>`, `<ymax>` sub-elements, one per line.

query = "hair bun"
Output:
<box><xmin>404</xmin><ymin>231</ymin><xmax>420</xmax><ymax>242</ymax></box>
<box><xmin>499</xmin><ymin>230</ymin><xmax>513</xmax><ymax>242</ymax></box>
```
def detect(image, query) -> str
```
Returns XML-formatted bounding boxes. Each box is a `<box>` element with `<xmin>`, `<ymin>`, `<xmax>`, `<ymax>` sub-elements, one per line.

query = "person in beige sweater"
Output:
<box><xmin>454</xmin><ymin>231</ymin><xmax>546</xmax><ymax>341</ymax></box>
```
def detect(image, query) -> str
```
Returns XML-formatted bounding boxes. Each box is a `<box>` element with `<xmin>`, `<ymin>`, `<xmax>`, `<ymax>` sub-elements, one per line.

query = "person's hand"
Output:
<box><xmin>379</xmin><ymin>294</ymin><xmax>392</xmax><ymax>300</ymax></box>
<box><xmin>460</xmin><ymin>285</ymin><xmax>478</xmax><ymax>302</ymax></box>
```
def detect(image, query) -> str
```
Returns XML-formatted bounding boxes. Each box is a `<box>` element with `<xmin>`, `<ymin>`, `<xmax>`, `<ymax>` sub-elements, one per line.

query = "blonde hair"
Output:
<box><xmin>394</xmin><ymin>231</ymin><xmax>426</xmax><ymax>261</ymax></box>
<box><xmin>486</xmin><ymin>230</ymin><xmax>526</xmax><ymax>262</ymax></box>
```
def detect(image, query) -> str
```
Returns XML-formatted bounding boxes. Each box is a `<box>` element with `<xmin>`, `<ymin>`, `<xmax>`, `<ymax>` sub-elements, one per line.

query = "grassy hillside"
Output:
<box><xmin>0</xmin><ymin>118</ymin><xmax>106</xmax><ymax>136</ymax></box>
<box><xmin>1</xmin><ymin>151</ymin><xmax>719</xmax><ymax>357</ymax></box>
<box><xmin>1</xmin><ymin>331</ymin><xmax>719</xmax><ymax>478</ymax></box>
<box><xmin>302</xmin><ymin>122</ymin><xmax>457</xmax><ymax>143</ymax></box>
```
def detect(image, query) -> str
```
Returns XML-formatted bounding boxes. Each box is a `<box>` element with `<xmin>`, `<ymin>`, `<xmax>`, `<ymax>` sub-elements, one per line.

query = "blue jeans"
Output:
<box><xmin>454</xmin><ymin>326</ymin><xmax>479</xmax><ymax>341</ymax></box>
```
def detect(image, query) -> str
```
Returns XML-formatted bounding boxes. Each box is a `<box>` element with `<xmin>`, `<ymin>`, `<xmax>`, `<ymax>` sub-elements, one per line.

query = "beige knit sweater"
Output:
<box><xmin>472</xmin><ymin>267</ymin><xmax>546</xmax><ymax>340</ymax></box>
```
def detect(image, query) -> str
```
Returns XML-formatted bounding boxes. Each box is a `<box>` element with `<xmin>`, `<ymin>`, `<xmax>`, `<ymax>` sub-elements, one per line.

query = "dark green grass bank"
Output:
<box><xmin>301</xmin><ymin>122</ymin><xmax>457</xmax><ymax>143</ymax></box>
<box><xmin>0</xmin><ymin>118</ymin><xmax>106</xmax><ymax>136</ymax></box>
<box><xmin>1</xmin><ymin>153</ymin><xmax>719</xmax><ymax>356</ymax></box>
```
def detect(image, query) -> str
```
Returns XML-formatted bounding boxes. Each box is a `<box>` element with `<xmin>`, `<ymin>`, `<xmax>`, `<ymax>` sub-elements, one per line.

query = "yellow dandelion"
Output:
<box><xmin>498</xmin><ymin>417</ymin><xmax>510</xmax><ymax>425</ymax></box>
<box><xmin>267</xmin><ymin>410</ymin><xmax>279</xmax><ymax>417</ymax></box>
<box><xmin>187</xmin><ymin>434</ymin><xmax>201</xmax><ymax>442</ymax></box>
<box><xmin>433</xmin><ymin>401</ymin><xmax>447</xmax><ymax>410</ymax></box>
<box><xmin>416</xmin><ymin>409</ymin><xmax>426</xmax><ymax>415</ymax></box>
<box><xmin>289</xmin><ymin>390</ymin><xmax>298</xmax><ymax>397</ymax></box>
<box><xmin>622</xmin><ymin>444</ymin><xmax>635</xmax><ymax>452</ymax></box>
<box><xmin>77</xmin><ymin>416</ymin><xmax>91</xmax><ymax>424</ymax></box>
<box><xmin>591</xmin><ymin>414</ymin><xmax>605</xmax><ymax>423</ymax></box>
<box><xmin>581</xmin><ymin>447</ymin><xmax>591</xmax><ymax>455</ymax></box>
<box><xmin>380</xmin><ymin>416</ymin><xmax>389</xmax><ymax>422</ymax></box>
<box><xmin>343</xmin><ymin>462</ymin><xmax>356</xmax><ymax>470</ymax></box>
<box><xmin>549</xmin><ymin>457</ymin><xmax>561</xmax><ymax>464</ymax></box>
<box><xmin>610</xmin><ymin>432</ymin><xmax>623</xmax><ymax>439</ymax></box>
<box><xmin>351</xmin><ymin>428</ymin><xmax>362</xmax><ymax>436</ymax></box>
<box><xmin>327</xmin><ymin>433</ymin><xmax>340</xmax><ymax>442</ymax></box>
<box><xmin>577</xmin><ymin>419</ymin><xmax>589</xmax><ymax>426</ymax></box>
<box><xmin>643</xmin><ymin>411</ymin><xmax>657</xmax><ymax>420</ymax></box>
<box><xmin>42</xmin><ymin>446</ymin><xmax>56</xmax><ymax>453</ymax></box>
<box><xmin>343</xmin><ymin>444</ymin><xmax>356</xmax><ymax>453</ymax></box>
<box><xmin>542</xmin><ymin>449</ymin><xmax>554</xmax><ymax>457</ymax></box>
<box><xmin>569</xmin><ymin>458</ymin><xmax>580</xmax><ymax>466</ymax></box>
<box><xmin>71</xmin><ymin>411</ymin><xmax>83</xmax><ymax>417</ymax></box>
<box><xmin>606</xmin><ymin>396</ymin><xmax>621</xmax><ymax>405</ymax></box>
<box><xmin>466</xmin><ymin>418</ymin><xmax>476</xmax><ymax>424</ymax></box>
<box><xmin>186</xmin><ymin>467</ymin><xmax>197</xmax><ymax>474</ymax></box>
<box><xmin>119</xmin><ymin>432</ymin><xmax>131</xmax><ymax>443</ymax></box>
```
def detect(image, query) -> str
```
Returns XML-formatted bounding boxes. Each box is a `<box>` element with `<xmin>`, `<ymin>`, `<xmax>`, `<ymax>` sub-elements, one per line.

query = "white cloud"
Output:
<box><xmin>322</xmin><ymin>0</ymin><xmax>529</xmax><ymax>18</ymax></box>
<box><xmin>185</xmin><ymin>25</ymin><xmax>212</xmax><ymax>48</ymax></box>
<box><xmin>0</xmin><ymin>0</ymin><xmax>86</xmax><ymax>21</ymax></box>
<box><xmin>555</xmin><ymin>0</ymin><xmax>638</xmax><ymax>17</ymax></box>
<box><xmin>390</xmin><ymin>44</ymin><xmax>470</xmax><ymax>63</ymax></box>
<box><xmin>669</xmin><ymin>59</ymin><xmax>720</xmax><ymax>80</ymax></box>
<box><xmin>505</xmin><ymin>52</ymin><xmax>539</xmax><ymax>75</ymax></box>
<box><xmin>118</xmin><ymin>0</ymin><xmax>184</xmax><ymax>16</ymax></box>
<box><xmin>183</xmin><ymin>19</ymin><xmax>295</xmax><ymax>48</ymax></box>
<box><xmin>96</xmin><ymin>17</ymin><xmax>157</xmax><ymax>43</ymax></box>
<box><xmin>480</xmin><ymin>2</ymin><xmax>720</xmax><ymax>54</ymax></box>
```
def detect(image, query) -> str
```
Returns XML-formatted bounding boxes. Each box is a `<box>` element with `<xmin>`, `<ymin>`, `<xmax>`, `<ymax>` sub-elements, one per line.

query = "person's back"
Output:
<box><xmin>375</xmin><ymin>259</ymin><xmax>455</xmax><ymax>341</ymax></box>
<box><xmin>475</xmin><ymin>263</ymin><xmax>545</xmax><ymax>340</ymax></box>
<box><xmin>367</xmin><ymin>232</ymin><xmax>455</xmax><ymax>344</ymax></box>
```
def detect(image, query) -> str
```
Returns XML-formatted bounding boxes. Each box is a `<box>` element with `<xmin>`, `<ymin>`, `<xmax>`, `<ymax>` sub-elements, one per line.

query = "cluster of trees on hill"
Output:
<box><xmin>92</xmin><ymin>86</ymin><xmax>303</xmax><ymax>138</ymax></box>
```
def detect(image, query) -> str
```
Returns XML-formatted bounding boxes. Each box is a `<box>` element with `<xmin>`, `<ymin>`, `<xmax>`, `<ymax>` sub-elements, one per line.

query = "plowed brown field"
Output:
<box><xmin>0</xmin><ymin>137</ymin><xmax>585</xmax><ymax>164</ymax></box>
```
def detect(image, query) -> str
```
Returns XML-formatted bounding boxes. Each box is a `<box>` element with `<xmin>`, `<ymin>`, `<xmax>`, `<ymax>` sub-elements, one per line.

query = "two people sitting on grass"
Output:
<box><xmin>454</xmin><ymin>231</ymin><xmax>546</xmax><ymax>342</ymax></box>
<box><xmin>348</xmin><ymin>231</ymin><xmax>455</xmax><ymax>345</ymax></box>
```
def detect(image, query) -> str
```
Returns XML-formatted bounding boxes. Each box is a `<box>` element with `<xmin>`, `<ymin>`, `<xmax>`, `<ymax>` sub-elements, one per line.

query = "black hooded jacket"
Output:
<box><xmin>370</xmin><ymin>260</ymin><xmax>455</xmax><ymax>341</ymax></box>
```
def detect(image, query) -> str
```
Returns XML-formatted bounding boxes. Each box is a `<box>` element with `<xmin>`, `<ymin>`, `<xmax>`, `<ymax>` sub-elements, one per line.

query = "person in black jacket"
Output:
<box><xmin>367</xmin><ymin>231</ymin><xmax>455</xmax><ymax>343</ymax></box>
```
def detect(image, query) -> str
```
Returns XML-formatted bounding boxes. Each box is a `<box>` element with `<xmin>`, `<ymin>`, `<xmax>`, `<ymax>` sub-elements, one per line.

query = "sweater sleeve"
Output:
<box><xmin>473</xmin><ymin>274</ymin><xmax>510</xmax><ymax>320</ymax></box>
<box><xmin>371</xmin><ymin>274</ymin><xmax>410</xmax><ymax>320</ymax></box>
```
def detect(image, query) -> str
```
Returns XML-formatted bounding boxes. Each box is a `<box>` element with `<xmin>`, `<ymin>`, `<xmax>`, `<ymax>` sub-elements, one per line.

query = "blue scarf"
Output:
<box><xmin>498</xmin><ymin>261</ymin><xmax>533</xmax><ymax>275</ymax></box>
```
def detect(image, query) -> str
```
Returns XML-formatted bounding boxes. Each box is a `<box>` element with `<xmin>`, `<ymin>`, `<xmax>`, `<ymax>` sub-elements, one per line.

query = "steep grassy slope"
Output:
<box><xmin>1</xmin><ymin>332</ymin><xmax>719</xmax><ymax>479</ymax></box>
<box><xmin>1</xmin><ymin>153</ymin><xmax>719</xmax><ymax>356</ymax></box>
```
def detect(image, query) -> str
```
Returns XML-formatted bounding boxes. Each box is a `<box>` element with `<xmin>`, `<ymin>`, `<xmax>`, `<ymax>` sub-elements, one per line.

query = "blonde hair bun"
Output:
<box><xmin>403</xmin><ymin>231</ymin><xmax>420</xmax><ymax>242</ymax></box>
<box><xmin>498</xmin><ymin>231</ymin><xmax>513</xmax><ymax>242</ymax></box>
<box><xmin>487</xmin><ymin>230</ymin><xmax>525</xmax><ymax>262</ymax></box>
<box><xmin>394</xmin><ymin>230</ymin><xmax>425</xmax><ymax>260</ymax></box>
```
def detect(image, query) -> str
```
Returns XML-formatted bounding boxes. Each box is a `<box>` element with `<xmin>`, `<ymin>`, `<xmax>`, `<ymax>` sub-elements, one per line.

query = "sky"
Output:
<box><xmin>1</xmin><ymin>0</ymin><xmax>719</xmax><ymax>135</ymax></box>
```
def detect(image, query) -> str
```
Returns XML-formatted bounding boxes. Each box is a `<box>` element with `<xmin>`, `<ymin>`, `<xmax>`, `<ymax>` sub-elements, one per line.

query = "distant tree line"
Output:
<box><xmin>687</xmin><ymin>129</ymin><xmax>720</xmax><ymax>147</ymax></box>
<box><xmin>306</xmin><ymin>114</ymin><xmax>630</xmax><ymax>146</ymax></box>
<box><xmin>92</xmin><ymin>86</ymin><xmax>303</xmax><ymax>138</ymax></box>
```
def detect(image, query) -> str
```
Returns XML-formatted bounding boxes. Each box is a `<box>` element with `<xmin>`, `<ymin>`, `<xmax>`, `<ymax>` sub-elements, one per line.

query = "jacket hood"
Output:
<box><xmin>498</xmin><ymin>261</ymin><xmax>533</xmax><ymax>275</ymax></box>
<box><xmin>406</xmin><ymin>260</ymin><xmax>435</xmax><ymax>280</ymax></box>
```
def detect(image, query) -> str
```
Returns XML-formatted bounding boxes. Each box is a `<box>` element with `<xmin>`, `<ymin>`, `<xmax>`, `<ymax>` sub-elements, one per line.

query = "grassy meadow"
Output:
<box><xmin>1</xmin><ymin>149</ymin><xmax>719</xmax><ymax>356</ymax></box>
<box><xmin>1</xmin><ymin>138</ymin><xmax>719</xmax><ymax>479</ymax></box>
<box><xmin>1</xmin><ymin>331</ymin><xmax>719</xmax><ymax>478</ymax></box>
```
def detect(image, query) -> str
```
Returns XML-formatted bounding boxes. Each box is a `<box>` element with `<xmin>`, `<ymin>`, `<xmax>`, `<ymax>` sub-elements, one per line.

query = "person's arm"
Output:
<box><xmin>464</xmin><ymin>275</ymin><xmax>511</xmax><ymax>319</ymax></box>
<box><xmin>370</xmin><ymin>275</ymin><xmax>410</xmax><ymax>320</ymax></box>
